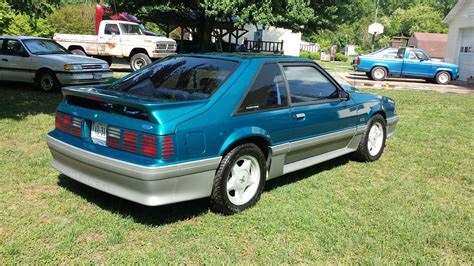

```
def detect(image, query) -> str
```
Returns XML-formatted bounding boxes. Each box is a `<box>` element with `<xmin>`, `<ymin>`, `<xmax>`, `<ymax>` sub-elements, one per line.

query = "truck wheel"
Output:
<box><xmin>130</xmin><ymin>53</ymin><xmax>151</xmax><ymax>71</ymax></box>
<box><xmin>36</xmin><ymin>70</ymin><xmax>60</xmax><ymax>92</ymax></box>
<box><xmin>435</xmin><ymin>71</ymin><xmax>451</xmax><ymax>85</ymax></box>
<box><xmin>70</xmin><ymin>49</ymin><xmax>86</xmax><ymax>56</ymax></box>
<box><xmin>371</xmin><ymin>67</ymin><xmax>387</xmax><ymax>81</ymax></box>
<box><xmin>210</xmin><ymin>143</ymin><xmax>267</xmax><ymax>215</ymax></box>
<box><xmin>366</xmin><ymin>72</ymin><xmax>373</xmax><ymax>80</ymax></box>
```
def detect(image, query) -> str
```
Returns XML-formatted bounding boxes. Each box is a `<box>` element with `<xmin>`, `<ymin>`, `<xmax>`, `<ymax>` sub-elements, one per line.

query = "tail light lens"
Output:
<box><xmin>356</xmin><ymin>57</ymin><xmax>360</xmax><ymax>65</ymax></box>
<box><xmin>55</xmin><ymin>112</ymin><xmax>82</xmax><ymax>137</ymax></box>
<box><xmin>104</xmin><ymin>126</ymin><xmax>173</xmax><ymax>159</ymax></box>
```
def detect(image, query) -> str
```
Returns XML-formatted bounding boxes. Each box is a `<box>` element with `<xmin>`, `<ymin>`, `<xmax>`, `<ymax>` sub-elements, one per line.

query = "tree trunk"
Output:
<box><xmin>196</xmin><ymin>10</ymin><xmax>215</xmax><ymax>52</ymax></box>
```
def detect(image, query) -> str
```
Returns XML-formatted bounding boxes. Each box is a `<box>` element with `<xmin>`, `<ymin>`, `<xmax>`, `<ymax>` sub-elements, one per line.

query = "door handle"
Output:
<box><xmin>294</xmin><ymin>113</ymin><xmax>305</xmax><ymax>119</ymax></box>
<box><xmin>1</xmin><ymin>59</ymin><xmax>8</xmax><ymax>62</ymax></box>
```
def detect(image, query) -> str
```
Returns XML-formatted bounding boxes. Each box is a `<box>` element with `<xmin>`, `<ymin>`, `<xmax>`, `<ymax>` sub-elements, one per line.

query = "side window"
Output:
<box><xmin>0</xmin><ymin>39</ymin><xmax>4</xmax><ymax>55</ymax></box>
<box><xmin>408</xmin><ymin>51</ymin><xmax>418</xmax><ymax>60</ymax></box>
<box><xmin>283</xmin><ymin>65</ymin><xmax>338</xmax><ymax>103</ymax></box>
<box><xmin>104</xmin><ymin>24</ymin><xmax>120</xmax><ymax>35</ymax></box>
<box><xmin>396</xmin><ymin>48</ymin><xmax>405</xmax><ymax>59</ymax></box>
<box><xmin>238</xmin><ymin>63</ymin><xmax>288</xmax><ymax>113</ymax></box>
<box><xmin>4</xmin><ymin>40</ymin><xmax>26</xmax><ymax>56</ymax></box>
<box><xmin>415</xmin><ymin>50</ymin><xmax>428</xmax><ymax>60</ymax></box>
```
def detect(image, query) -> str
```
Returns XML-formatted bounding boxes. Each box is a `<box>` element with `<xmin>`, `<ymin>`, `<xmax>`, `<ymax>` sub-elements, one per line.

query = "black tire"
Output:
<box><xmin>36</xmin><ymin>70</ymin><xmax>60</xmax><ymax>92</ymax></box>
<box><xmin>371</xmin><ymin>66</ymin><xmax>387</xmax><ymax>81</ymax></box>
<box><xmin>366</xmin><ymin>72</ymin><xmax>373</xmax><ymax>80</ymax></box>
<box><xmin>70</xmin><ymin>49</ymin><xmax>86</xmax><ymax>56</ymax></box>
<box><xmin>435</xmin><ymin>71</ymin><xmax>451</xmax><ymax>85</ymax></box>
<box><xmin>130</xmin><ymin>53</ymin><xmax>151</xmax><ymax>71</ymax></box>
<box><xmin>352</xmin><ymin>114</ymin><xmax>387</xmax><ymax>162</ymax></box>
<box><xmin>210</xmin><ymin>143</ymin><xmax>267</xmax><ymax>215</ymax></box>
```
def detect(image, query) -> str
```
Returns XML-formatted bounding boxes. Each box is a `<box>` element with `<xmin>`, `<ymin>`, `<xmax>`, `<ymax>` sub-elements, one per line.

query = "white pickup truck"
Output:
<box><xmin>54</xmin><ymin>20</ymin><xmax>176</xmax><ymax>71</ymax></box>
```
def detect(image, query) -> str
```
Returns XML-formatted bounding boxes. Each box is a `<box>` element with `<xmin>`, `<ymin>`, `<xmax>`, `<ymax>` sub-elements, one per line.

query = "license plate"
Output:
<box><xmin>91</xmin><ymin>122</ymin><xmax>107</xmax><ymax>146</ymax></box>
<box><xmin>93</xmin><ymin>73</ymin><xmax>103</xmax><ymax>79</ymax></box>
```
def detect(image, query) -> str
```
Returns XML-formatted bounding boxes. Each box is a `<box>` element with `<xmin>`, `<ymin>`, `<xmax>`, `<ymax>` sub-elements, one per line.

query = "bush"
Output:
<box><xmin>299</xmin><ymin>51</ymin><xmax>310</xmax><ymax>58</ymax></box>
<box><xmin>335</xmin><ymin>53</ymin><xmax>348</xmax><ymax>62</ymax></box>
<box><xmin>299</xmin><ymin>51</ymin><xmax>320</xmax><ymax>60</ymax></box>
<box><xmin>309</xmin><ymin>52</ymin><xmax>320</xmax><ymax>60</ymax></box>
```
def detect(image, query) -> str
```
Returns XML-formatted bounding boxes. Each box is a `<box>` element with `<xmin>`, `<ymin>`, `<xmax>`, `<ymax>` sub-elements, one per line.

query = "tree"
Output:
<box><xmin>114</xmin><ymin>0</ymin><xmax>314</xmax><ymax>52</ymax></box>
<box><xmin>47</xmin><ymin>4</ymin><xmax>96</xmax><ymax>35</ymax></box>
<box><xmin>381</xmin><ymin>4</ymin><xmax>448</xmax><ymax>37</ymax></box>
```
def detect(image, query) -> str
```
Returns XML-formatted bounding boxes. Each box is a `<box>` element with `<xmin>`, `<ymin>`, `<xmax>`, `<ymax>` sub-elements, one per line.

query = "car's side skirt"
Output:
<box><xmin>268</xmin><ymin>128</ymin><xmax>364</xmax><ymax>179</ymax></box>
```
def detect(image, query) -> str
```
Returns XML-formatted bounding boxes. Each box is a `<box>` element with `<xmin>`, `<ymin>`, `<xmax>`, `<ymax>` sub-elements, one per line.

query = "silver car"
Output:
<box><xmin>0</xmin><ymin>36</ymin><xmax>113</xmax><ymax>91</ymax></box>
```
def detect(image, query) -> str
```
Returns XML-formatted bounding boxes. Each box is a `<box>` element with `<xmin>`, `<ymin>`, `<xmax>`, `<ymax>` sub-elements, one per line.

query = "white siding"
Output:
<box><xmin>445</xmin><ymin>0</ymin><xmax>474</xmax><ymax>80</ymax></box>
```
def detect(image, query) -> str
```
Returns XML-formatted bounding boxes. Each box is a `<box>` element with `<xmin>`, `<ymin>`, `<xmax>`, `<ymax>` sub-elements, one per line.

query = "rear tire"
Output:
<box><xmin>210</xmin><ymin>143</ymin><xmax>266</xmax><ymax>215</ymax></box>
<box><xmin>435</xmin><ymin>71</ymin><xmax>451</xmax><ymax>85</ymax></box>
<box><xmin>352</xmin><ymin>114</ymin><xmax>387</xmax><ymax>162</ymax></box>
<box><xmin>130</xmin><ymin>53</ymin><xmax>151</xmax><ymax>71</ymax></box>
<box><xmin>70</xmin><ymin>49</ymin><xmax>86</xmax><ymax>56</ymax></box>
<box><xmin>36</xmin><ymin>70</ymin><xmax>60</xmax><ymax>92</ymax></box>
<box><xmin>371</xmin><ymin>67</ymin><xmax>387</xmax><ymax>81</ymax></box>
<box><xmin>365</xmin><ymin>72</ymin><xmax>373</xmax><ymax>80</ymax></box>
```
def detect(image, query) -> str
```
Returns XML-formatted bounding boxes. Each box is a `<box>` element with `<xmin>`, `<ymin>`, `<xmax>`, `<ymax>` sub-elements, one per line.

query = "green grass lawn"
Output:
<box><xmin>0</xmin><ymin>84</ymin><xmax>473</xmax><ymax>264</ymax></box>
<box><xmin>316</xmin><ymin>57</ymin><xmax>355</xmax><ymax>73</ymax></box>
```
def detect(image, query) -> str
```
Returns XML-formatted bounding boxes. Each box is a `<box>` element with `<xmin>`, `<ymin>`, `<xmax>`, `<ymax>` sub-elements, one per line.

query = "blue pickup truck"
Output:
<box><xmin>355</xmin><ymin>47</ymin><xmax>459</xmax><ymax>84</ymax></box>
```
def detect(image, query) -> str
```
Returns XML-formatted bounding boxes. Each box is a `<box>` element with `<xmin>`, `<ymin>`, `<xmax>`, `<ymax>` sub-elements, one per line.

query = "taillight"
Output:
<box><xmin>104</xmin><ymin>126</ymin><xmax>172</xmax><ymax>159</ymax></box>
<box><xmin>55</xmin><ymin>112</ymin><xmax>82</xmax><ymax>137</ymax></box>
<box><xmin>161</xmin><ymin>135</ymin><xmax>174</xmax><ymax>159</ymax></box>
<box><xmin>141</xmin><ymin>134</ymin><xmax>158</xmax><ymax>157</ymax></box>
<box><xmin>356</xmin><ymin>57</ymin><xmax>360</xmax><ymax>65</ymax></box>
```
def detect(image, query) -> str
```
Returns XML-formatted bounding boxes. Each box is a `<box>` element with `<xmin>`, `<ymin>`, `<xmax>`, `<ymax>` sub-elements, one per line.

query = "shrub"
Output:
<box><xmin>335</xmin><ymin>53</ymin><xmax>348</xmax><ymax>62</ymax></box>
<box><xmin>299</xmin><ymin>51</ymin><xmax>310</xmax><ymax>58</ymax></box>
<box><xmin>309</xmin><ymin>52</ymin><xmax>320</xmax><ymax>60</ymax></box>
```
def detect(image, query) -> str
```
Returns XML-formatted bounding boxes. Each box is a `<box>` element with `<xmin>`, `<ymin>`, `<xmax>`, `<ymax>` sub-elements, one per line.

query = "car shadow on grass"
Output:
<box><xmin>57</xmin><ymin>155</ymin><xmax>351</xmax><ymax>226</ymax></box>
<box><xmin>0</xmin><ymin>83</ymin><xmax>62</xmax><ymax>120</ymax></box>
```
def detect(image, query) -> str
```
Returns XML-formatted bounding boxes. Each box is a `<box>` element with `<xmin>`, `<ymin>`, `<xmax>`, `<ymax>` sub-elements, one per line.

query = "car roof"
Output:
<box><xmin>177</xmin><ymin>53</ymin><xmax>313</xmax><ymax>63</ymax></box>
<box><xmin>0</xmin><ymin>36</ymin><xmax>50</xmax><ymax>41</ymax></box>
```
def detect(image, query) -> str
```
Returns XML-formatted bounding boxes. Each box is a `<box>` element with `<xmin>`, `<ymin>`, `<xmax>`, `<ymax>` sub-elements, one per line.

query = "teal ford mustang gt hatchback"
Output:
<box><xmin>47</xmin><ymin>54</ymin><xmax>399</xmax><ymax>214</ymax></box>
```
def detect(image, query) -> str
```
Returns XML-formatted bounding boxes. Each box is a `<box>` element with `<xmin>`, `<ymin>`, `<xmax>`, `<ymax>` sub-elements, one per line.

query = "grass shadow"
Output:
<box><xmin>57</xmin><ymin>155</ymin><xmax>351</xmax><ymax>226</ymax></box>
<box><xmin>0</xmin><ymin>83</ymin><xmax>62</xmax><ymax>120</ymax></box>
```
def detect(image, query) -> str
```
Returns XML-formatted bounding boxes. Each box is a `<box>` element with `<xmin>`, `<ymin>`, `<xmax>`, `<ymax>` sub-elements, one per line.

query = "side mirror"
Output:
<box><xmin>340</xmin><ymin>90</ymin><xmax>350</xmax><ymax>101</ymax></box>
<box><xmin>20</xmin><ymin>50</ymin><xmax>29</xmax><ymax>57</ymax></box>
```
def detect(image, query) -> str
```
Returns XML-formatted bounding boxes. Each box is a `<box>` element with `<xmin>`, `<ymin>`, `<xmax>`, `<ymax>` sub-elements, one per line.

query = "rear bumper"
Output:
<box><xmin>56</xmin><ymin>71</ymin><xmax>113</xmax><ymax>85</ymax></box>
<box><xmin>386</xmin><ymin>115</ymin><xmax>399</xmax><ymax>138</ymax></box>
<box><xmin>46</xmin><ymin>135</ymin><xmax>221</xmax><ymax>206</ymax></box>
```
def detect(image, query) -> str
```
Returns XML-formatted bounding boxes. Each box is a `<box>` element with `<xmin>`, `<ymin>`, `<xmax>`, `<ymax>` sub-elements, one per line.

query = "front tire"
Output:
<box><xmin>352</xmin><ymin>114</ymin><xmax>387</xmax><ymax>162</ymax></box>
<box><xmin>210</xmin><ymin>143</ymin><xmax>267</xmax><ymax>214</ymax></box>
<box><xmin>130</xmin><ymin>53</ymin><xmax>151</xmax><ymax>71</ymax></box>
<box><xmin>371</xmin><ymin>67</ymin><xmax>387</xmax><ymax>81</ymax></box>
<box><xmin>36</xmin><ymin>70</ymin><xmax>60</xmax><ymax>92</ymax></box>
<box><xmin>435</xmin><ymin>71</ymin><xmax>451</xmax><ymax>84</ymax></box>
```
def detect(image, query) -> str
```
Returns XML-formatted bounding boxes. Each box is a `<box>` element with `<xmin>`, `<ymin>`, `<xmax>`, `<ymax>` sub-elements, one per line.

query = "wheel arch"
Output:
<box><xmin>434</xmin><ymin>68</ymin><xmax>452</xmax><ymax>78</ymax></box>
<box><xmin>370</xmin><ymin>65</ymin><xmax>389</xmax><ymax>73</ymax></box>
<box><xmin>129</xmin><ymin>48</ymin><xmax>149</xmax><ymax>58</ymax></box>
<box><xmin>68</xmin><ymin>45</ymin><xmax>86</xmax><ymax>53</ymax></box>
<box><xmin>35</xmin><ymin>67</ymin><xmax>55</xmax><ymax>82</ymax></box>
<box><xmin>219</xmin><ymin>128</ymin><xmax>272</xmax><ymax>160</ymax></box>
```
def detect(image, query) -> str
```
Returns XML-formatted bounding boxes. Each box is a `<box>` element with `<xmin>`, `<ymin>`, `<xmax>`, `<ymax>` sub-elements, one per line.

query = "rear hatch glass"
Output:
<box><xmin>106</xmin><ymin>56</ymin><xmax>239</xmax><ymax>102</ymax></box>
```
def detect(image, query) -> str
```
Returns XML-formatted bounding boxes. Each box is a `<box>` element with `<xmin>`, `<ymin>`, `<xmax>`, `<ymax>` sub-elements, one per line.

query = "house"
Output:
<box><xmin>443</xmin><ymin>0</ymin><xmax>474</xmax><ymax>81</ymax></box>
<box><xmin>408</xmin><ymin>32</ymin><xmax>448</xmax><ymax>60</ymax></box>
